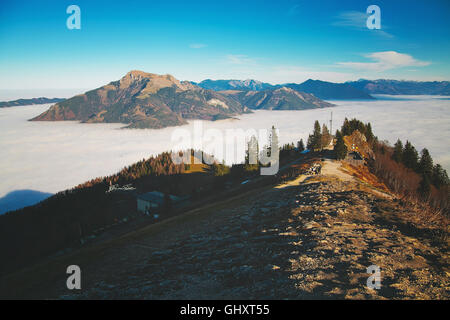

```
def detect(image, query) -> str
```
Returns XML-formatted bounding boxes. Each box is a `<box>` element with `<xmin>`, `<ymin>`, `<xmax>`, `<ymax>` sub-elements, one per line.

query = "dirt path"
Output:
<box><xmin>277</xmin><ymin>159</ymin><xmax>353</xmax><ymax>190</ymax></box>
<box><xmin>276</xmin><ymin>174</ymin><xmax>310</xmax><ymax>189</ymax></box>
<box><xmin>320</xmin><ymin>160</ymin><xmax>354</xmax><ymax>181</ymax></box>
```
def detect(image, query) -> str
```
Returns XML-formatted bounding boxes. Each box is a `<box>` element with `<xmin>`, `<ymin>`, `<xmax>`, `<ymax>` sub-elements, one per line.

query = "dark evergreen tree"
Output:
<box><xmin>418</xmin><ymin>148</ymin><xmax>433</xmax><ymax>179</ymax></box>
<box><xmin>402</xmin><ymin>141</ymin><xmax>419</xmax><ymax>170</ymax></box>
<box><xmin>341</xmin><ymin>118</ymin><xmax>366</xmax><ymax>137</ymax></box>
<box><xmin>297</xmin><ymin>139</ymin><xmax>305</xmax><ymax>152</ymax></box>
<box><xmin>334</xmin><ymin>130</ymin><xmax>347</xmax><ymax>160</ymax></box>
<box><xmin>392</xmin><ymin>139</ymin><xmax>403</xmax><ymax>163</ymax></box>
<box><xmin>365</xmin><ymin>122</ymin><xmax>374</xmax><ymax>143</ymax></box>
<box><xmin>321</xmin><ymin>124</ymin><xmax>331</xmax><ymax>148</ymax></box>
<box><xmin>342</xmin><ymin>118</ymin><xmax>350</xmax><ymax>136</ymax></box>
<box><xmin>306</xmin><ymin>134</ymin><xmax>314</xmax><ymax>150</ymax></box>
<box><xmin>432</xmin><ymin>164</ymin><xmax>450</xmax><ymax>188</ymax></box>
<box><xmin>311</xmin><ymin>120</ymin><xmax>322</xmax><ymax>151</ymax></box>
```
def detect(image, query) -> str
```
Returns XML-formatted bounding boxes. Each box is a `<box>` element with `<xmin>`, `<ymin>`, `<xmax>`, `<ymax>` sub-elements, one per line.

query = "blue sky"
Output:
<box><xmin>0</xmin><ymin>0</ymin><xmax>449</xmax><ymax>90</ymax></box>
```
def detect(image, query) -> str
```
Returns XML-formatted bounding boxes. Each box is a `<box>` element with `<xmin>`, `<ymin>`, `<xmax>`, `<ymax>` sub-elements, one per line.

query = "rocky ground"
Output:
<box><xmin>45</xmin><ymin>161</ymin><xmax>449</xmax><ymax>300</ymax></box>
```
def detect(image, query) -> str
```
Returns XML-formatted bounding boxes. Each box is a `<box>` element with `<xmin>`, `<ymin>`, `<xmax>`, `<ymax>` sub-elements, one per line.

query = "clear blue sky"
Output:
<box><xmin>0</xmin><ymin>0</ymin><xmax>449</xmax><ymax>90</ymax></box>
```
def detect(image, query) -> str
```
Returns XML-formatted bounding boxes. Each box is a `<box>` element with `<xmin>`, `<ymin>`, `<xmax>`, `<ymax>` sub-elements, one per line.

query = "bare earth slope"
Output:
<box><xmin>2</xmin><ymin>161</ymin><xmax>449</xmax><ymax>299</ymax></box>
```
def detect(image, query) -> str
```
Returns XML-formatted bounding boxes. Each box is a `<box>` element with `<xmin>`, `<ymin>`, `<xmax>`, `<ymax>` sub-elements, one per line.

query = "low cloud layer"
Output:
<box><xmin>1</xmin><ymin>96</ymin><xmax>449</xmax><ymax>213</ymax></box>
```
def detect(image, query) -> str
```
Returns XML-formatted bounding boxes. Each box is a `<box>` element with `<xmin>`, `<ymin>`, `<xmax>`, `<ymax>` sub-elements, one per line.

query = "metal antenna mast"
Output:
<box><xmin>330</xmin><ymin>111</ymin><xmax>333</xmax><ymax>136</ymax></box>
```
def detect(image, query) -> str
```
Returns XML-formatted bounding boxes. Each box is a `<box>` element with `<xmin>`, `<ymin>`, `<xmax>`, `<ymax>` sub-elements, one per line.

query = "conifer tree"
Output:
<box><xmin>334</xmin><ymin>130</ymin><xmax>347</xmax><ymax>160</ymax></box>
<box><xmin>392</xmin><ymin>139</ymin><xmax>403</xmax><ymax>163</ymax></box>
<box><xmin>418</xmin><ymin>148</ymin><xmax>433</xmax><ymax>179</ymax></box>
<box><xmin>365</xmin><ymin>122</ymin><xmax>374</xmax><ymax>142</ymax></box>
<box><xmin>297</xmin><ymin>139</ymin><xmax>305</xmax><ymax>152</ymax></box>
<box><xmin>311</xmin><ymin>120</ymin><xmax>322</xmax><ymax>151</ymax></box>
<box><xmin>306</xmin><ymin>134</ymin><xmax>314</xmax><ymax>150</ymax></box>
<box><xmin>321</xmin><ymin>124</ymin><xmax>331</xmax><ymax>148</ymax></box>
<box><xmin>342</xmin><ymin>118</ymin><xmax>350</xmax><ymax>136</ymax></box>
<box><xmin>402</xmin><ymin>140</ymin><xmax>419</xmax><ymax>170</ymax></box>
<box><xmin>432</xmin><ymin>164</ymin><xmax>450</xmax><ymax>188</ymax></box>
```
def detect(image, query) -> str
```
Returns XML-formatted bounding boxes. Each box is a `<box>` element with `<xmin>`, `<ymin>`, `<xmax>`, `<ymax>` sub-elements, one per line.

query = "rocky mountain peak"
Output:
<box><xmin>32</xmin><ymin>70</ymin><xmax>246</xmax><ymax>129</ymax></box>
<box><xmin>119</xmin><ymin>70</ymin><xmax>194</xmax><ymax>94</ymax></box>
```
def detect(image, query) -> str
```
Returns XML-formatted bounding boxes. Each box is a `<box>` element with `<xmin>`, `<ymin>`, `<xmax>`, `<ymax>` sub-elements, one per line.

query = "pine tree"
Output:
<box><xmin>306</xmin><ymin>134</ymin><xmax>314</xmax><ymax>150</ymax></box>
<box><xmin>341</xmin><ymin>118</ymin><xmax>368</xmax><ymax>137</ymax></box>
<box><xmin>392</xmin><ymin>139</ymin><xmax>403</xmax><ymax>163</ymax></box>
<box><xmin>432</xmin><ymin>164</ymin><xmax>450</xmax><ymax>188</ymax></box>
<box><xmin>342</xmin><ymin>118</ymin><xmax>350</xmax><ymax>136</ymax></box>
<box><xmin>297</xmin><ymin>139</ymin><xmax>305</xmax><ymax>152</ymax></box>
<box><xmin>321</xmin><ymin>124</ymin><xmax>331</xmax><ymax>148</ymax></box>
<box><xmin>372</xmin><ymin>136</ymin><xmax>379</xmax><ymax>153</ymax></box>
<box><xmin>418</xmin><ymin>148</ymin><xmax>433</xmax><ymax>179</ymax></box>
<box><xmin>311</xmin><ymin>120</ymin><xmax>322</xmax><ymax>151</ymax></box>
<box><xmin>365</xmin><ymin>122</ymin><xmax>374</xmax><ymax>142</ymax></box>
<box><xmin>334</xmin><ymin>130</ymin><xmax>347</xmax><ymax>160</ymax></box>
<box><xmin>402</xmin><ymin>140</ymin><xmax>419</xmax><ymax>170</ymax></box>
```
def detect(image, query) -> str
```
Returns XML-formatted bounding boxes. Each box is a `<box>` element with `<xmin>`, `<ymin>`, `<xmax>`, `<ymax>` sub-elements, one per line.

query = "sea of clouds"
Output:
<box><xmin>0</xmin><ymin>95</ymin><xmax>449</xmax><ymax>214</ymax></box>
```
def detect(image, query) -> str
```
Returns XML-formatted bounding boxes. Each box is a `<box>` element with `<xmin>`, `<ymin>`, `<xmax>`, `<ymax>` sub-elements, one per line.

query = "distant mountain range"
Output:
<box><xmin>347</xmin><ymin>79</ymin><xmax>450</xmax><ymax>95</ymax></box>
<box><xmin>0</xmin><ymin>97</ymin><xmax>65</xmax><ymax>108</ymax></box>
<box><xmin>192</xmin><ymin>79</ymin><xmax>274</xmax><ymax>91</ymax></box>
<box><xmin>195</xmin><ymin>79</ymin><xmax>450</xmax><ymax>98</ymax></box>
<box><xmin>29</xmin><ymin>72</ymin><xmax>450</xmax><ymax>129</ymax></box>
<box><xmin>194</xmin><ymin>79</ymin><xmax>373</xmax><ymax>100</ymax></box>
<box><xmin>282</xmin><ymin>80</ymin><xmax>374</xmax><ymax>100</ymax></box>
<box><xmin>31</xmin><ymin>71</ymin><xmax>334</xmax><ymax>128</ymax></box>
<box><xmin>221</xmin><ymin>87</ymin><xmax>334</xmax><ymax>110</ymax></box>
